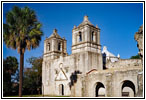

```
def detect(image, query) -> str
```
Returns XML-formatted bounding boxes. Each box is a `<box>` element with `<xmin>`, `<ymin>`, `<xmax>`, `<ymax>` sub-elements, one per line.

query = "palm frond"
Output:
<box><xmin>4</xmin><ymin>6</ymin><xmax>43</xmax><ymax>53</ymax></box>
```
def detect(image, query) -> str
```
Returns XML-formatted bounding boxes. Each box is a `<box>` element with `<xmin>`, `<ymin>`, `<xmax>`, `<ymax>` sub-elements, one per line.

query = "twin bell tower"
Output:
<box><xmin>44</xmin><ymin>16</ymin><xmax>103</xmax><ymax>73</ymax></box>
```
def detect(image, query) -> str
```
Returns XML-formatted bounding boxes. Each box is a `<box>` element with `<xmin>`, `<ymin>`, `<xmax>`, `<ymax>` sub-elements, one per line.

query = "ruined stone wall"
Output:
<box><xmin>134</xmin><ymin>25</ymin><xmax>143</xmax><ymax>97</ymax></box>
<box><xmin>106</xmin><ymin>59</ymin><xmax>142</xmax><ymax>69</ymax></box>
<box><xmin>136</xmin><ymin>72</ymin><xmax>143</xmax><ymax>97</ymax></box>
<box><xmin>72</xmin><ymin>66</ymin><xmax>142</xmax><ymax>97</ymax></box>
<box><xmin>134</xmin><ymin>25</ymin><xmax>143</xmax><ymax>58</ymax></box>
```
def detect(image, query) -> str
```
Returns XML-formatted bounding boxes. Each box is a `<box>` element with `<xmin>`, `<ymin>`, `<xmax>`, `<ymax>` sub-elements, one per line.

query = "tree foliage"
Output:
<box><xmin>3</xmin><ymin>56</ymin><xmax>19</xmax><ymax>96</ymax></box>
<box><xmin>130</xmin><ymin>54</ymin><xmax>141</xmax><ymax>59</ymax></box>
<box><xmin>3</xmin><ymin>6</ymin><xmax>43</xmax><ymax>53</ymax></box>
<box><xmin>3</xmin><ymin>6</ymin><xmax>43</xmax><ymax>96</ymax></box>
<box><xmin>23</xmin><ymin>57</ymin><xmax>43</xmax><ymax>95</ymax></box>
<box><xmin>69</xmin><ymin>70</ymin><xmax>82</xmax><ymax>89</ymax></box>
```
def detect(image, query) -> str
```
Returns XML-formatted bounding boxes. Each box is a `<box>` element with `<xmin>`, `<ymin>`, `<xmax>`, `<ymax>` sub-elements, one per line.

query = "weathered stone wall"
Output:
<box><xmin>72</xmin><ymin>66</ymin><xmax>142</xmax><ymax>97</ymax></box>
<box><xmin>106</xmin><ymin>59</ymin><xmax>142</xmax><ymax>69</ymax></box>
<box><xmin>136</xmin><ymin>72</ymin><xmax>143</xmax><ymax>97</ymax></box>
<box><xmin>70</xmin><ymin>74</ymin><xmax>83</xmax><ymax>97</ymax></box>
<box><xmin>42</xmin><ymin>50</ymin><xmax>143</xmax><ymax>97</ymax></box>
<box><xmin>72</xmin><ymin>51</ymin><xmax>103</xmax><ymax>73</ymax></box>
<box><xmin>42</xmin><ymin>55</ymin><xmax>74</xmax><ymax>96</ymax></box>
<box><xmin>42</xmin><ymin>49</ymin><xmax>103</xmax><ymax>96</ymax></box>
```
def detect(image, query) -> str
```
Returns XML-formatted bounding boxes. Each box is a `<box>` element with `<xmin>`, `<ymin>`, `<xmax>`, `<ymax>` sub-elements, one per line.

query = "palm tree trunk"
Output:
<box><xmin>19</xmin><ymin>49</ymin><xmax>24</xmax><ymax>97</ymax></box>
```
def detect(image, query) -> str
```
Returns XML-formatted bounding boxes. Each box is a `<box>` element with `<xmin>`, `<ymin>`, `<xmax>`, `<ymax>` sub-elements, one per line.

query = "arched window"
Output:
<box><xmin>91</xmin><ymin>31</ymin><xmax>94</xmax><ymax>41</ymax></box>
<box><xmin>47</xmin><ymin>42</ymin><xmax>50</xmax><ymax>51</ymax></box>
<box><xmin>79</xmin><ymin>32</ymin><xmax>82</xmax><ymax>42</ymax></box>
<box><xmin>58</xmin><ymin>42</ymin><xmax>61</xmax><ymax>51</ymax></box>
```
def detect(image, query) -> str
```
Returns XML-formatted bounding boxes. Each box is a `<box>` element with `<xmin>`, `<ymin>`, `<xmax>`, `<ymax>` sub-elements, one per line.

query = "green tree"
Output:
<box><xmin>23</xmin><ymin>57</ymin><xmax>43</xmax><ymax>95</ymax></box>
<box><xmin>3</xmin><ymin>6</ymin><xmax>43</xmax><ymax>97</ymax></box>
<box><xmin>3</xmin><ymin>56</ymin><xmax>18</xmax><ymax>96</ymax></box>
<box><xmin>130</xmin><ymin>54</ymin><xmax>141</xmax><ymax>59</ymax></box>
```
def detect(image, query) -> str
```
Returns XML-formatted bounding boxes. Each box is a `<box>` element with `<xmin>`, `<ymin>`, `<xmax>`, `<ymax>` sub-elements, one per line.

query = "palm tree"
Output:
<box><xmin>3</xmin><ymin>6</ymin><xmax>43</xmax><ymax>97</ymax></box>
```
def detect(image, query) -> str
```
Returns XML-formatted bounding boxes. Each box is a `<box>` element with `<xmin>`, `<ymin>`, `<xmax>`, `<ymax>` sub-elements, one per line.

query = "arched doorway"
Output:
<box><xmin>121</xmin><ymin>80</ymin><xmax>135</xmax><ymax>97</ymax></box>
<box><xmin>95</xmin><ymin>82</ymin><xmax>105</xmax><ymax>97</ymax></box>
<box><xmin>59</xmin><ymin>84</ymin><xmax>64</xmax><ymax>96</ymax></box>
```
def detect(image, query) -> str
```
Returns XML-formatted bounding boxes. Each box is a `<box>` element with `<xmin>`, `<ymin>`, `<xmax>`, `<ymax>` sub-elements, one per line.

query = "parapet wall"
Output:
<box><xmin>106</xmin><ymin>59</ymin><xmax>142</xmax><ymax>69</ymax></box>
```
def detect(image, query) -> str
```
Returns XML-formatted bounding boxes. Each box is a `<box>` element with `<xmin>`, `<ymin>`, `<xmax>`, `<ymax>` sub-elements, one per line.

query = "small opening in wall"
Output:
<box><xmin>58</xmin><ymin>42</ymin><xmax>61</xmax><ymax>51</ymax></box>
<box><xmin>102</xmin><ymin>53</ymin><xmax>107</xmax><ymax>69</ymax></box>
<box><xmin>79</xmin><ymin>32</ymin><xmax>82</xmax><ymax>42</ymax></box>
<box><xmin>59</xmin><ymin>84</ymin><xmax>64</xmax><ymax>96</ymax></box>
<box><xmin>47</xmin><ymin>42</ymin><xmax>50</xmax><ymax>51</ymax></box>
<box><xmin>91</xmin><ymin>31</ymin><xmax>94</xmax><ymax>41</ymax></box>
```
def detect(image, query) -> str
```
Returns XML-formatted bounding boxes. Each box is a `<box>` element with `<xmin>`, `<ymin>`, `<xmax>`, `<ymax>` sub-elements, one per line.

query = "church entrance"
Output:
<box><xmin>59</xmin><ymin>84</ymin><xmax>64</xmax><ymax>96</ymax></box>
<box><xmin>95</xmin><ymin>82</ymin><xmax>105</xmax><ymax>97</ymax></box>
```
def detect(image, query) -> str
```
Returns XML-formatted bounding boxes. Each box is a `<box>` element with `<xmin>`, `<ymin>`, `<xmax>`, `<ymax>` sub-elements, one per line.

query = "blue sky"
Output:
<box><xmin>3</xmin><ymin>3</ymin><xmax>143</xmax><ymax>67</ymax></box>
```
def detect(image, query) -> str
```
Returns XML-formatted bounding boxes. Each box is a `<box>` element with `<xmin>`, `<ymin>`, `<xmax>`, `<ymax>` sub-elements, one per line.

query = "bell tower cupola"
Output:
<box><xmin>72</xmin><ymin>16</ymin><xmax>101</xmax><ymax>54</ymax></box>
<box><xmin>44</xmin><ymin>29</ymin><xmax>67</xmax><ymax>60</ymax></box>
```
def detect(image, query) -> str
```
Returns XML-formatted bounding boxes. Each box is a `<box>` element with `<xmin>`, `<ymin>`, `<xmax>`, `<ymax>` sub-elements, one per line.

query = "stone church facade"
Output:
<box><xmin>42</xmin><ymin>16</ymin><xmax>143</xmax><ymax>97</ymax></box>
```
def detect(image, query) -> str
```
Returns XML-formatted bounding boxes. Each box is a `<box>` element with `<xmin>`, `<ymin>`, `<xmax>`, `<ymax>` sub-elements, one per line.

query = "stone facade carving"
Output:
<box><xmin>42</xmin><ymin>16</ymin><xmax>143</xmax><ymax>97</ymax></box>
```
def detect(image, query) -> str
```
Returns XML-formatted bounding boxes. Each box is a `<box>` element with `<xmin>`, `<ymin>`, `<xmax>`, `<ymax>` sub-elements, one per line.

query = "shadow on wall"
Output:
<box><xmin>69</xmin><ymin>70</ymin><xmax>82</xmax><ymax>89</ymax></box>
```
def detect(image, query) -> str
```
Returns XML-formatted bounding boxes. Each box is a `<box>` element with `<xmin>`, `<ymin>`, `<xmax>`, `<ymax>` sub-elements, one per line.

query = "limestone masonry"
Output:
<box><xmin>42</xmin><ymin>16</ymin><xmax>143</xmax><ymax>97</ymax></box>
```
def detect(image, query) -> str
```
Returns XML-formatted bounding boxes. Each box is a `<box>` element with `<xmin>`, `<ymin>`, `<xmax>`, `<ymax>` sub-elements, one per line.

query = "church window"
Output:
<box><xmin>47</xmin><ymin>42</ymin><xmax>50</xmax><ymax>51</ymax></box>
<box><xmin>91</xmin><ymin>31</ymin><xmax>94</xmax><ymax>41</ymax></box>
<box><xmin>59</xmin><ymin>84</ymin><xmax>64</xmax><ymax>95</ymax></box>
<box><xmin>79</xmin><ymin>32</ymin><xmax>82</xmax><ymax>42</ymax></box>
<box><xmin>58</xmin><ymin>42</ymin><xmax>61</xmax><ymax>51</ymax></box>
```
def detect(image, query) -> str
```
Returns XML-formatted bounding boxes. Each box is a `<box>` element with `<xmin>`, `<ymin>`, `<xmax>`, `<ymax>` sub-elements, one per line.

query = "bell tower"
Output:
<box><xmin>72</xmin><ymin>16</ymin><xmax>101</xmax><ymax>54</ymax></box>
<box><xmin>44</xmin><ymin>29</ymin><xmax>67</xmax><ymax>60</ymax></box>
<box><xmin>72</xmin><ymin>16</ymin><xmax>103</xmax><ymax>72</ymax></box>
